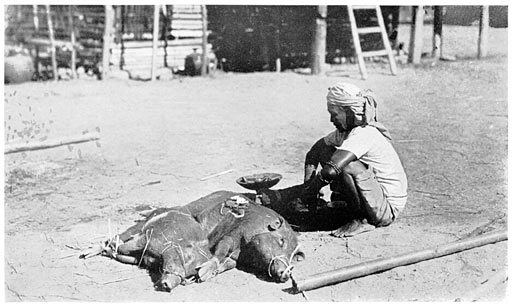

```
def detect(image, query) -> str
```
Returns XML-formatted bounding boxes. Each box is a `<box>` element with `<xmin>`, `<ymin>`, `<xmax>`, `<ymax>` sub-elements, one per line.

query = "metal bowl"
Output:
<box><xmin>236</xmin><ymin>173</ymin><xmax>282</xmax><ymax>191</ymax></box>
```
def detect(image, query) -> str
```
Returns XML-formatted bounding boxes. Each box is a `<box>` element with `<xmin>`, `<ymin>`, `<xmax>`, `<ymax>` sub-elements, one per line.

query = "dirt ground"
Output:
<box><xmin>2</xmin><ymin>24</ymin><xmax>509</xmax><ymax>302</ymax></box>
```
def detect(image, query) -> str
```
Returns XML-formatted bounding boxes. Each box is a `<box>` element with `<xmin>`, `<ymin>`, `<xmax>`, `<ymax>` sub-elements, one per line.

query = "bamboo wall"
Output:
<box><xmin>5</xmin><ymin>5</ymin><xmax>107</xmax><ymax>76</ymax></box>
<box><xmin>110</xmin><ymin>5</ymin><xmax>211</xmax><ymax>78</ymax></box>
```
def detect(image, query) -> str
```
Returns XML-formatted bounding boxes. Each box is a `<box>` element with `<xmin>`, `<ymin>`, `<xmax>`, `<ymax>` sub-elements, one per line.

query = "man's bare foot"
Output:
<box><xmin>330</xmin><ymin>219</ymin><xmax>375</xmax><ymax>237</ymax></box>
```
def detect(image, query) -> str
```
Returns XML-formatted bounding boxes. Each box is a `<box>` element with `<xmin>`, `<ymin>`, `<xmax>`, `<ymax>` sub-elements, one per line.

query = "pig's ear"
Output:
<box><xmin>293</xmin><ymin>250</ymin><xmax>306</xmax><ymax>262</ymax></box>
<box><xmin>268</xmin><ymin>216</ymin><xmax>284</xmax><ymax>231</ymax></box>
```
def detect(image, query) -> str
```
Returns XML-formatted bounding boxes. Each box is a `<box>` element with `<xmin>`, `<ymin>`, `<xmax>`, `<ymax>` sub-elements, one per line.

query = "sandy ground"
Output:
<box><xmin>3</xmin><ymin>24</ymin><xmax>509</xmax><ymax>302</ymax></box>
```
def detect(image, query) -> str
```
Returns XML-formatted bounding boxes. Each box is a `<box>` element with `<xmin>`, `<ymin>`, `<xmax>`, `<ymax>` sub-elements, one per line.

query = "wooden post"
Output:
<box><xmin>151</xmin><ymin>5</ymin><xmax>160</xmax><ymax>81</ymax></box>
<box><xmin>161</xmin><ymin>5</ymin><xmax>169</xmax><ymax>67</ymax></box>
<box><xmin>294</xmin><ymin>230</ymin><xmax>507</xmax><ymax>292</ymax></box>
<box><xmin>46</xmin><ymin>5</ymin><xmax>58</xmax><ymax>81</ymax></box>
<box><xmin>120</xmin><ymin>5</ymin><xmax>126</xmax><ymax>70</ymax></box>
<box><xmin>432</xmin><ymin>6</ymin><xmax>443</xmax><ymax>59</ymax></box>
<box><xmin>69</xmin><ymin>5</ymin><xmax>77</xmax><ymax>79</ymax></box>
<box><xmin>32</xmin><ymin>5</ymin><xmax>39</xmax><ymax>31</ymax></box>
<box><xmin>408</xmin><ymin>6</ymin><xmax>424</xmax><ymax>64</ymax></box>
<box><xmin>102</xmin><ymin>5</ymin><xmax>114</xmax><ymax>80</ymax></box>
<box><xmin>201</xmin><ymin>5</ymin><xmax>209</xmax><ymax>76</ymax></box>
<box><xmin>33</xmin><ymin>5</ymin><xmax>40</xmax><ymax>77</ymax></box>
<box><xmin>275</xmin><ymin>17</ymin><xmax>281</xmax><ymax>73</ymax></box>
<box><xmin>310</xmin><ymin>5</ymin><xmax>327</xmax><ymax>75</ymax></box>
<box><xmin>477</xmin><ymin>5</ymin><xmax>489</xmax><ymax>59</ymax></box>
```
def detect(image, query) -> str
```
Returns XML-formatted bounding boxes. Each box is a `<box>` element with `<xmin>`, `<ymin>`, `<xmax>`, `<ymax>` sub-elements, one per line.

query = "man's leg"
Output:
<box><xmin>330</xmin><ymin>163</ymin><xmax>375</xmax><ymax>237</ymax></box>
<box><xmin>330</xmin><ymin>161</ymin><xmax>394</xmax><ymax>237</ymax></box>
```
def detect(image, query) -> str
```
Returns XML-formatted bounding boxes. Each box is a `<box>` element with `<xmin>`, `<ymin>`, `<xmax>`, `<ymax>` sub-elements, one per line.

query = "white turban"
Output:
<box><xmin>326</xmin><ymin>82</ymin><xmax>391</xmax><ymax>140</ymax></box>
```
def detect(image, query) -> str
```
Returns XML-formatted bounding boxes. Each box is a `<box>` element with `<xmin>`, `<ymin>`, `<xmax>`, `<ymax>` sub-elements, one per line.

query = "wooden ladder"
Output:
<box><xmin>347</xmin><ymin>5</ymin><xmax>397</xmax><ymax>79</ymax></box>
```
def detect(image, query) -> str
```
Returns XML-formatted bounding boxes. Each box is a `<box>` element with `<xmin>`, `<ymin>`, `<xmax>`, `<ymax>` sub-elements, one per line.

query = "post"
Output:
<box><xmin>69</xmin><ymin>5</ymin><xmax>77</xmax><ymax>79</ymax></box>
<box><xmin>310</xmin><ymin>5</ymin><xmax>327</xmax><ymax>75</ymax></box>
<box><xmin>432</xmin><ymin>6</ymin><xmax>443</xmax><ymax>59</ymax></box>
<box><xmin>33</xmin><ymin>5</ymin><xmax>39</xmax><ymax>31</ymax></box>
<box><xmin>151</xmin><ymin>5</ymin><xmax>160</xmax><ymax>81</ymax></box>
<box><xmin>46</xmin><ymin>5</ymin><xmax>58</xmax><ymax>81</ymax></box>
<box><xmin>161</xmin><ymin>5</ymin><xmax>169</xmax><ymax>67</ymax></box>
<box><xmin>102</xmin><ymin>5</ymin><xmax>114</xmax><ymax>80</ymax></box>
<box><xmin>201</xmin><ymin>5</ymin><xmax>209</xmax><ymax>76</ymax></box>
<box><xmin>408</xmin><ymin>6</ymin><xmax>424</xmax><ymax>64</ymax></box>
<box><xmin>477</xmin><ymin>5</ymin><xmax>489</xmax><ymax>59</ymax></box>
<box><xmin>33</xmin><ymin>5</ymin><xmax>41</xmax><ymax>76</ymax></box>
<box><xmin>120</xmin><ymin>5</ymin><xmax>126</xmax><ymax>70</ymax></box>
<box><xmin>275</xmin><ymin>20</ymin><xmax>281</xmax><ymax>73</ymax></box>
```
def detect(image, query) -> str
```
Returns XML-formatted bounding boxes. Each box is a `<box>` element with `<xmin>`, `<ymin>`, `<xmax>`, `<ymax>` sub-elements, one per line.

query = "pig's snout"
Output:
<box><xmin>270</xmin><ymin>260</ymin><xmax>294</xmax><ymax>283</ymax></box>
<box><xmin>160</xmin><ymin>273</ymin><xmax>181</xmax><ymax>292</ymax></box>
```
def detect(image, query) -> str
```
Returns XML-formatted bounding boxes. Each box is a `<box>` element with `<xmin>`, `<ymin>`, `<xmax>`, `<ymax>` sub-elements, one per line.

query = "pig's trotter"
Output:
<box><xmin>197</xmin><ymin>257</ymin><xmax>220</xmax><ymax>282</ymax></box>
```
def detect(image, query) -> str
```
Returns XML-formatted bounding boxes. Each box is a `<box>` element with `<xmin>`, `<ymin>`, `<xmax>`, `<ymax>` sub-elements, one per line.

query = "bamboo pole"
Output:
<box><xmin>46</xmin><ymin>5</ymin><xmax>58</xmax><ymax>81</ymax></box>
<box><xmin>69</xmin><ymin>5</ymin><xmax>77</xmax><ymax>79</ymax></box>
<box><xmin>432</xmin><ymin>6</ymin><xmax>443</xmax><ymax>59</ymax></box>
<box><xmin>102</xmin><ymin>5</ymin><xmax>114</xmax><ymax>79</ymax></box>
<box><xmin>310</xmin><ymin>5</ymin><xmax>327</xmax><ymax>75</ymax></box>
<box><xmin>33</xmin><ymin>5</ymin><xmax>40</xmax><ymax>76</ymax></box>
<box><xmin>33</xmin><ymin>5</ymin><xmax>39</xmax><ymax>31</ymax></box>
<box><xmin>408</xmin><ymin>6</ymin><xmax>424</xmax><ymax>64</ymax></box>
<box><xmin>477</xmin><ymin>5</ymin><xmax>489</xmax><ymax>59</ymax></box>
<box><xmin>293</xmin><ymin>230</ymin><xmax>507</xmax><ymax>292</ymax></box>
<box><xmin>5</xmin><ymin>133</ymin><xmax>100</xmax><ymax>155</ymax></box>
<box><xmin>161</xmin><ymin>5</ymin><xmax>169</xmax><ymax>68</ymax></box>
<box><xmin>151</xmin><ymin>5</ymin><xmax>160</xmax><ymax>81</ymax></box>
<box><xmin>200</xmin><ymin>5</ymin><xmax>208</xmax><ymax>76</ymax></box>
<box><xmin>120</xmin><ymin>5</ymin><xmax>126</xmax><ymax>70</ymax></box>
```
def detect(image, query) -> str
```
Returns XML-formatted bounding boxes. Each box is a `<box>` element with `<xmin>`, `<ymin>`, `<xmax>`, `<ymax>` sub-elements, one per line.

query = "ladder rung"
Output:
<box><xmin>361</xmin><ymin>50</ymin><xmax>389</xmax><ymax>57</ymax></box>
<box><xmin>357</xmin><ymin>27</ymin><xmax>382</xmax><ymax>34</ymax></box>
<box><xmin>351</xmin><ymin>5</ymin><xmax>378</xmax><ymax>10</ymax></box>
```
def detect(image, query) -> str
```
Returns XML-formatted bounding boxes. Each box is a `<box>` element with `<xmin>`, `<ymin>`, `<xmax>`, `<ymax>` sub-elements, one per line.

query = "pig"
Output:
<box><xmin>85</xmin><ymin>207</ymin><xmax>211</xmax><ymax>292</ymax></box>
<box><xmin>81</xmin><ymin>190</ymin><xmax>305</xmax><ymax>289</ymax></box>
<box><xmin>183</xmin><ymin>191</ymin><xmax>305</xmax><ymax>283</ymax></box>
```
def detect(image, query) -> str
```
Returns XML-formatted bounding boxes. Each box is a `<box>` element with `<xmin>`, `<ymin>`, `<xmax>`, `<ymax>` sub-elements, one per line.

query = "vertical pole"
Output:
<box><xmin>432</xmin><ymin>6</ymin><xmax>443</xmax><ymax>59</ymax></box>
<box><xmin>120</xmin><ymin>5</ymin><xmax>126</xmax><ymax>70</ymax></box>
<box><xmin>33</xmin><ymin>5</ymin><xmax>40</xmax><ymax>76</ymax></box>
<box><xmin>161</xmin><ymin>5</ymin><xmax>169</xmax><ymax>68</ymax></box>
<box><xmin>33</xmin><ymin>5</ymin><xmax>39</xmax><ymax>31</ymax></box>
<box><xmin>69</xmin><ymin>5</ymin><xmax>77</xmax><ymax>79</ymax></box>
<box><xmin>275</xmin><ymin>26</ymin><xmax>281</xmax><ymax>73</ymax></box>
<box><xmin>477</xmin><ymin>5</ymin><xmax>489</xmax><ymax>59</ymax></box>
<box><xmin>310</xmin><ymin>5</ymin><xmax>327</xmax><ymax>75</ymax></box>
<box><xmin>201</xmin><ymin>5</ymin><xmax>208</xmax><ymax>76</ymax></box>
<box><xmin>408</xmin><ymin>6</ymin><xmax>424</xmax><ymax>64</ymax></box>
<box><xmin>102</xmin><ymin>5</ymin><xmax>114</xmax><ymax>80</ymax></box>
<box><xmin>46</xmin><ymin>5</ymin><xmax>58</xmax><ymax>81</ymax></box>
<box><xmin>151</xmin><ymin>5</ymin><xmax>160</xmax><ymax>81</ymax></box>
<box><xmin>275</xmin><ymin>7</ymin><xmax>281</xmax><ymax>73</ymax></box>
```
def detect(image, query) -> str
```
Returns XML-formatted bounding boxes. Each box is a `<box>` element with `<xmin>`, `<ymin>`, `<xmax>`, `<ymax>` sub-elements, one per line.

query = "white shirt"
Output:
<box><xmin>324</xmin><ymin>126</ymin><xmax>408</xmax><ymax>211</ymax></box>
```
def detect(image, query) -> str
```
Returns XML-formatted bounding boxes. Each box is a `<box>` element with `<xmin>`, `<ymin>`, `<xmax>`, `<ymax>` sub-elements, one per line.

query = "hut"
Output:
<box><xmin>5</xmin><ymin>5</ymin><xmax>505</xmax><ymax>81</ymax></box>
<box><xmin>4</xmin><ymin>5</ymin><xmax>213</xmax><ymax>80</ymax></box>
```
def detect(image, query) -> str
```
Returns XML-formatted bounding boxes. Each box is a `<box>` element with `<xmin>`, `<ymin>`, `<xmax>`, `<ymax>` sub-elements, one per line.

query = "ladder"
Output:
<box><xmin>347</xmin><ymin>5</ymin><xmax>397</xmax><ymax>79</ymax></box>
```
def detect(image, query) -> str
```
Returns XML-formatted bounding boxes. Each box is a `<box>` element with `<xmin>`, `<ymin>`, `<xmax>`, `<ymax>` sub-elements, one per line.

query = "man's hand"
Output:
<box><xmin>304</xmin><ymin>166</ymin><xmax>317</xmax><ymax>183</ymax></box>
<box><xmin>301</xmin><ymin>174</ymin><xmax>330</xmax><ymax>213</ymax></box>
